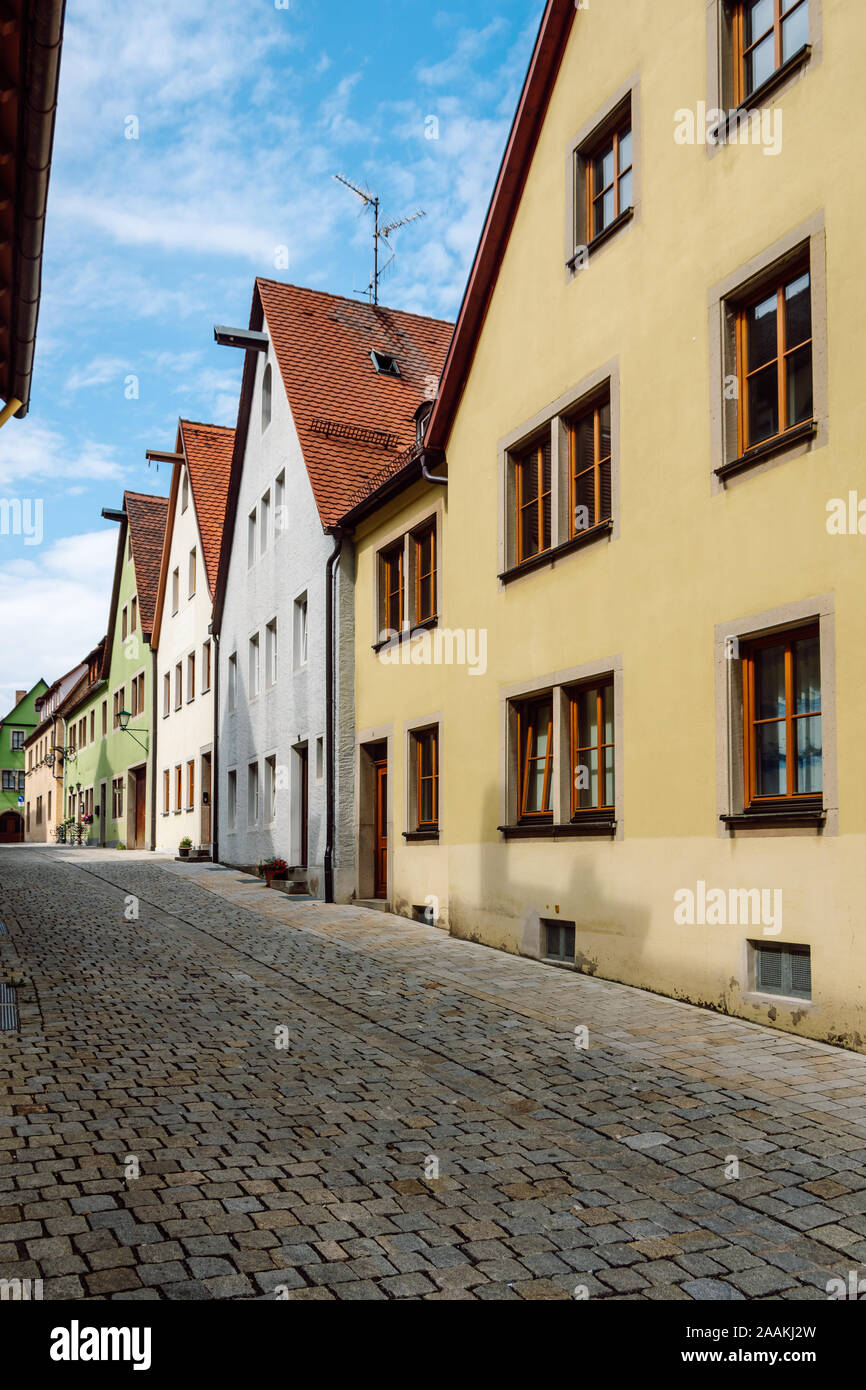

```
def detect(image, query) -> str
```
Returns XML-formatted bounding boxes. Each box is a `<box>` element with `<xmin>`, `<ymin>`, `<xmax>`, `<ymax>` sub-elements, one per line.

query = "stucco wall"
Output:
<box><xmin>217</xmin><ymin>344</ymin><xmax>355</xmax><ymax>898</ymax></box>
<box><xmin>352</xmin><ymin>0</ymin><xmax>866</xmax><ymax>1050</ymax></box>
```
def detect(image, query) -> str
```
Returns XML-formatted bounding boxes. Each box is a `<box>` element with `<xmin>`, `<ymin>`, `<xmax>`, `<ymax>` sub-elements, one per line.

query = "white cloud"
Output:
<box><xmin>0</xmin><ymin>528</ymin><xmax>117</xmax><ymax>713</ymax></box>
<box><xmin>0</xmin><ymin>424</ymin><xmax>126</xmax><ymax>489</ymax></box>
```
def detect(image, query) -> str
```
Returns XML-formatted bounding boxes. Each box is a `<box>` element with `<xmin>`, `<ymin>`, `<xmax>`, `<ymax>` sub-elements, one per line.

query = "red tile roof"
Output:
<box><xmin>124</xmin><ymin>492</ymin><xmax>169</xmax><ymax>639</ymax></box>
<box><xmin>257</xmin><ymin>279</ymin><xmax>453</xmax><ymax>527</ymax></box>
<box><xmin>178</xmin><ymin>420</ymin><xmax>234</xmax><ymax>593</ymax></box>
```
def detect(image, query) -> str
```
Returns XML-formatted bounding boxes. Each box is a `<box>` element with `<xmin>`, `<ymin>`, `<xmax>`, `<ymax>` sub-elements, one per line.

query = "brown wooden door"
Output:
<box><xmin>133</xmin><ymin>768</ymin><xmax>147</xmax><ymax>848</ymax></box>
<box><xmin>201</xmin><ymin>754</ymin><xmax>212</xmax><ymax>845</ymax></box>
<box><xmin>298</xmin><ymin>746</ymin><xmax>309</xmax><ymax>867</ymax></box>
<box><xmin>373</xmin><ymin>759</ymin><xmax>388</xmax><ymax>899</ymax></box>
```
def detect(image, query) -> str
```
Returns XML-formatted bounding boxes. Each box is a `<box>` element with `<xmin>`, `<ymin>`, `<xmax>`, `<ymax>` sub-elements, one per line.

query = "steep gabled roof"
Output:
<box><xmin>212</xmin><ymin>279</ymin><xmax>453</xmax><ymax>632</ymax></box>
<box><xmin>426</xmin><ymin>0</ymin><xmax>576</xmax><ymax>452</ymax></box>
<box><xmin>0</xmin><ymin>678</ymin><xmax>47</xmax><ymax>727</ymax></box>
<box><xmin>151</xmin><ymin>420</ymin><xmax>234</xmax><ymax>649</ymax></box>
<box><xmin>59</xmin><ymin>640</ymin><xmax>106</xmax><ymax>722</ymax></box>
<box><xmin>179</xmin><ymin>420</ymin><xmax>234</xmax><ymax>593</ymax></box>
<box><xmin>257</xmin><ymin>279</ymin><xmax>453</xmax><ymax>526</ymax></box>
<box><xmin>125</xmin><ymin>491</ymin><xmax>169</xmax><ymax>640</ymax></box>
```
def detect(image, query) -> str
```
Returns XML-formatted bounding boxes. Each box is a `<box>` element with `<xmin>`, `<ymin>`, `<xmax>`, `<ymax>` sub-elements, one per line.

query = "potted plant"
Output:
<box><xmin>179</xmin><ymin>837</ymin><xmax>193</xmax><ymax>858</ymax></box>
<box><xmin>260</xmin><ymin>856</ymin><xmax>288</xmax><ymax>886</ymax></box>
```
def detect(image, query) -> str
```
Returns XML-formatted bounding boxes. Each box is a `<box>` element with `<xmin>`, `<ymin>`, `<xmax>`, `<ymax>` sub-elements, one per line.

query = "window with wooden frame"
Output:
<box><xmin>735</xmin><ymin>262</ymin><xmax>812</xmax><ymax>455</ymax></box>
<box><xmin>163</xmin><ymin>769</ymin><xmax>170</xmax><ymax>815</ymax></box>
<box><xmin>112</xmin><ymin>777</ymin><xmax>123</xmax><ymax>820</ymax></box>
<box><xmin>187</xmin><ymin>653</ymin><xmax>195</xmax><ymax>702</ymax></box>
<box><xmin>121</xmin><ymin>606</ymin><xmax>128</xmax><ymax>641</ymax></box>
<box><xmin>515</xmin><ymin>437</ymin><xmax>552</xmax><ymax>565</ymax></box>
<box><xmin>101</xmin><ymin>701</ymin><xmax>107</xmax><ymax>736</ymax></box>
<box><xmin>175</xmin><ymin>765</ymin><xmax>182</xmax><ymax>813</ymax></box>
<box><xmin>742</xmin><ymin>625</ymin><xmax>821</xmax><ymax>806</ymax></box>
<box><xmin>202</xmin><ymin>640</ymin><xmax>212</xmax><ymax>692</ymax></box>
<box><xmin>413</xmin><ymin>524</ymin><xmax>437</xmax><ymax>626</ymax></box>
<box><xmin>570</xmin><ymin>680</ymin><xmax>615</xmax><ymax>817</ymax></box>
<box><xmin>186</xmin><ymin>759</ymin><xmax>195</xmax><ymax>810</ymax></box>
<box><xmin>569</xmin><ymin>393</ymin><xmax>612</xmax><ymax>536</ymax></box>
<box><xmin>732</xmin><ymin>0</ymin><xmax>809</xmax><ymax>105</ymax></box>
<box><xmin>517</xmin><ymin>697</ymin><xmax>554</xmax><ymax>820</ymax></box>
<box><xmin>413</xmin><ymin>727</ymin><xmax>439</xmax><ymax>831</ymax></box>
<box><xmin>585</xmin><ymin>114</ymin><xmax>632</xmax><ymax>243</ymax></box>
<box><xmin>382</xmin><ymin>543</ymin><xmax>404</xmax><ymax>635</ymax></box>
<box><xmin>130</xmin><ymin>596</ymin><xmax>137</xmax><ymax>632</ymax></box>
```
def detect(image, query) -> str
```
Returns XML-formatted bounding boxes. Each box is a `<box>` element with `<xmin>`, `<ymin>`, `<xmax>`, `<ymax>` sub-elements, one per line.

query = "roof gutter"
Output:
<box><xmin>10</xmin><ymin>0</ymin><xmax>66</xmax><ymax>418</ymax></box>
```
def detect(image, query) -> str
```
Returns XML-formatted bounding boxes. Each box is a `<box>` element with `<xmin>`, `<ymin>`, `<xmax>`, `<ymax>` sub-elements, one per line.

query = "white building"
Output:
<box><xmin>211</xmin><ymin>279</ymin><xmax>452</xmax><ymax>900</ymax></box>
<box><xmin>151</xmin><ymin>419</ymin><xmax>233</xmax><ymax>854</ymax></box>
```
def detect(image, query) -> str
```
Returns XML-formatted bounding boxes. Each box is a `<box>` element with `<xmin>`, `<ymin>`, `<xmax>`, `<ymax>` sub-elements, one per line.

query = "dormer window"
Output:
<box><xmin>181</xmin><ymin>471</ymin><xmax>189</xmax><ymax>512</ymax></box>
<box><xmin>415</xmin><ymin>400</ymin><xmax>433</xmax><ymax>448</ymax></box>
<box><xmin>371</xmin><ymin>350</ymin><xmax>400</xmax><ymax>378</ymax></box>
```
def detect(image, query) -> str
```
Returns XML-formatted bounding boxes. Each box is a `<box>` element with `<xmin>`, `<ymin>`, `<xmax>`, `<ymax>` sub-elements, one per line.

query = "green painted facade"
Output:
<box><xmin>64</xmin><ymin>522</ymin><xmax>155</xmax><ymax>848</ymax></box>
<box><xmin>0</xmin><ymin>682</ymin><xmax>48</xmax><ymax>832</ymax></box>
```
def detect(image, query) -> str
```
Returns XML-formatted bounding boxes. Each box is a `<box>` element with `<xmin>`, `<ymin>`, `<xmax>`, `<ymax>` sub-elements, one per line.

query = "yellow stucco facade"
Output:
<box><xmin>351</xmin><ymin>0</ymin><xmax>866</xmax><ymax>1050</ymax></box>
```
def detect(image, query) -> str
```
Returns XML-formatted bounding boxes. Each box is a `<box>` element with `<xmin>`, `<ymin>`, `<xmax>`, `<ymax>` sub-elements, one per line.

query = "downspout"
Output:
<box><xmin>149</xmin><ymin>643</ymin><xmax>157</xmax><ymax>850</ymax></box>
<box><xmin>421</xmin><ymin>454</ymin><xmax>448</xmax><ymax>486</ymax></box>
<box><xmin>0</xmin><ymin>400</ymin><xmax>23</xmax><ymax>430</ymax></box>
<box><xmin>211</xmin><ymin>628</ymin><xmax>219</xmax><ymax>864</ymax></box>
<box><xmin>324</xmin><ymin>528</ymin><xmax>345</xmax><ymax>904</ymax></box>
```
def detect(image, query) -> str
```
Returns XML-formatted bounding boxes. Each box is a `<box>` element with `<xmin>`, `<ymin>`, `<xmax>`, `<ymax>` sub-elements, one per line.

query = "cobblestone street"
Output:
<box><xmin>2</xmin><ymin>845</ymin><xmax>866</xmax><ymax>1302</ymax></box>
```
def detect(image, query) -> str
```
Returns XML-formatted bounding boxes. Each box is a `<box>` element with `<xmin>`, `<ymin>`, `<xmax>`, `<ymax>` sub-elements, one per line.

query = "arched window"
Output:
<box><xmin>262</xmin><ymin>363</ymin><xmax>272</xmax><ymax>432</ymax></box>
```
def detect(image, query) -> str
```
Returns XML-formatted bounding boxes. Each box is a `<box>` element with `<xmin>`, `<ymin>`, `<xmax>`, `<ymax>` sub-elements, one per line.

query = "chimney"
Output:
<box><xmin>15</xmin><ymin>690</ymin><xmax>25</xmax><ymax>705</ymax></box>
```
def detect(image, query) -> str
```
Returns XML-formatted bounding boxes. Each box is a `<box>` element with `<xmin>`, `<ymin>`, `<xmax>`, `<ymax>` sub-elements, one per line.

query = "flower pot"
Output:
<box><xmin>179</xmin><ymin>847</ymin><xmax>190</xmax><ymax>858</ymax></box>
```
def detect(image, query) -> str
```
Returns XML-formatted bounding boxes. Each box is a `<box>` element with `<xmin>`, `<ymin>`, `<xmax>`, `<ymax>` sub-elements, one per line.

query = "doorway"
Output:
<box><xmin>201</xmin><ymin>753</ymin><xmax>212</xmax><ymax>846</ymax></box>
<box><xmin>0</xmin><ymin>811</ymin><xmax>23</xmax><ymax>843</ymax></box>
<box><xmin>373</xmin><ymin>756</ymin><xmax>388</xmax><ymax>899</ymax></box>
<box><xmin>132</xmin><ymin>767</ymin><xmax>147</xmax><ymax>849</ymax></box>
<box><xmin>292</xmin><ymin>743</ymin><xmax>309</xmax><ymax>867</ymax></box>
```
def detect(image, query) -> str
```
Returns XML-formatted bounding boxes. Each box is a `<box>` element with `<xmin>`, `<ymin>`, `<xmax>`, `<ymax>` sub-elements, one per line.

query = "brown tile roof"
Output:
<box><xmin>178</xmin><ymin>420</ymin><xmax>234</xmax><ymax>594</ymax></box>
<box><xmin>257</xmin><ymin>279</ymin><xmax>453</xmax><ymax>527</ymax></box>
<box><xmin>124</xmin><ymin>492</ymin><xmax>169</xmax><ymax>639</ymax></box>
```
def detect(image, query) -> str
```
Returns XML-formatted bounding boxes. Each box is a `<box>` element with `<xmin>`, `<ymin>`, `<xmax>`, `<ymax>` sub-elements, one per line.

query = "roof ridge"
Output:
<box><xmin>256</xmin><ymin>277</ymin><xmax>454</xmax><ymax>329</ymax></box>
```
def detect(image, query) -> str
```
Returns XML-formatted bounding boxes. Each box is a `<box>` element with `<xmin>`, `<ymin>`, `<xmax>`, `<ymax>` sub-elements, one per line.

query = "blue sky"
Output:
<box><xmin>0</xmin><ymin>0</ymin><xmax>543</xmax><ymax>713</ymax></box>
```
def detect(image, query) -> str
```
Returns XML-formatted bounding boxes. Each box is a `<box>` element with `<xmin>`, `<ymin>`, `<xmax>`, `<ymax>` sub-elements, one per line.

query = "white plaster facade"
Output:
<box><xmin>154</xmin><ymin>463</ymin><xmax>216</xmax><ymax>853</ymax></box>
<box><xmin>216</xmin><ymin>344</ymin><xmax>355</xmax><ymax>898</ymax></box>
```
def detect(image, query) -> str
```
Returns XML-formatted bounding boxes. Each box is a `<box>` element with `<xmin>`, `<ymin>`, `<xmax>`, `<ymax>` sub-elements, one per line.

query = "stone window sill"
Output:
<box><xmin>499</xmin><ymin>519</ymin><xmax>613</xmax><ymax>584</ymax></box>
<box><xmin>716</xmin><ymin>420</ymin><xmax>817</xmax><ymax>481</ymax></box>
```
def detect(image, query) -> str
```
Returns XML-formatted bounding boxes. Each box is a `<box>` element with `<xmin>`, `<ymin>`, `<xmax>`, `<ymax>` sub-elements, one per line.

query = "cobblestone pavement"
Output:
<box><xmin>2</xmin><ymin>845</ymin><xmax>866</xmax><ymax>1302</ymax></box>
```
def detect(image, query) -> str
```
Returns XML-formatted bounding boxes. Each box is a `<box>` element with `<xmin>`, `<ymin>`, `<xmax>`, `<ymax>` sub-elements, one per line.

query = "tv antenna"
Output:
<box><xmin>334</xmin><ymin>173</ymin><xmax>426</xmax><ymax>304</ymax></box>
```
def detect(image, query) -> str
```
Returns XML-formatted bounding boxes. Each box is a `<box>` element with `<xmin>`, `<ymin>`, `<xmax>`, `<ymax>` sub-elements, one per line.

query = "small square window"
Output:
<box><xmin>754</xmin><ymin>941</ymin><xmax>811</xmax><ymax>999</ymax></box>
<box><xmin>543</xmin><ymin>920</ymin><xmax>576</xmax><ymax>963</ymax></box>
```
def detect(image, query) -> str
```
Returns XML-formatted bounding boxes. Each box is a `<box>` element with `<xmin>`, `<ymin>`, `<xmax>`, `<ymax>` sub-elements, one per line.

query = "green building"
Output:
<box><xmin>0</xmin><ymin>681</ymin><xmax>47</xmax><ymax>840</ymax></box>
<box><xmin>62</xmin><ymin>491</ymin><xmax>168</xmax><ymax>848</ymax></box>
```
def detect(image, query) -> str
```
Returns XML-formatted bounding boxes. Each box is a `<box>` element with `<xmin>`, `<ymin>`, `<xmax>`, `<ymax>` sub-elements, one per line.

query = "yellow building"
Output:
<box><xmin>344</xmin><ymin>0</ymin><xmax>866</xmax><ymax>1050</ymax></box>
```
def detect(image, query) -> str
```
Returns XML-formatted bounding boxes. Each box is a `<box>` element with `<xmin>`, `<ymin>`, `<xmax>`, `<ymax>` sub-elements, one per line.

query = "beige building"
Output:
<box><xmin>345</xmin><ymin>0</ymin><xmax>866</xmax><ymax>1050</ymax></box>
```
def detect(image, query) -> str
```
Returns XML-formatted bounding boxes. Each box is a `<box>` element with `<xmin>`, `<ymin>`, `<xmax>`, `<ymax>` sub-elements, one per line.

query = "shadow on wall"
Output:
<box><xmin>449</xmin><ymin>782</ymin><xmax>651</xmax><ymax>979</ymax></box>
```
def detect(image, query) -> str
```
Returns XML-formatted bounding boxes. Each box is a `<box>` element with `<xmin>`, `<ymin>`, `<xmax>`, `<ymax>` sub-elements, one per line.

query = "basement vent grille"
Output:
<box><xmin>0</xmin><ymin>984</ymin><xmax>17</xmax><ymax>1031</ymax></box>
<box><xmin>310</xmin><ymin>417</ymin><xmax>398</xmax><ymax>450</ymax></box>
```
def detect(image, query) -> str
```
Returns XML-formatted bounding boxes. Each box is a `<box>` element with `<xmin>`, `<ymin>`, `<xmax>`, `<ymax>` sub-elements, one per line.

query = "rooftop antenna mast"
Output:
<box><xmin>334</xmin><ymin>173</ymin><xmax>426</xmax><ymax>305</ymax></box>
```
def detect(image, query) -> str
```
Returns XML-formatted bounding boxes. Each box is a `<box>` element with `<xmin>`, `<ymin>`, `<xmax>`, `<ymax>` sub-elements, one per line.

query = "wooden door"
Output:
<box><xmin>133</xmin><ymin>768</ymin><xmax>147</xmax><ymax>848</ymax></box>
<box><xmin>201</xmin><ymin>754</ymin><xmax>212</xmax><ymax>845</ymax></box>
<box><xmin>373</xmin><ymin>759</ymin><xmax>388</xmax><ymax>899</ymax></box>
<box><xmin>298</xmin><ymin>746</ymin><xmax>309</xmax><ymax>867</ymax></box>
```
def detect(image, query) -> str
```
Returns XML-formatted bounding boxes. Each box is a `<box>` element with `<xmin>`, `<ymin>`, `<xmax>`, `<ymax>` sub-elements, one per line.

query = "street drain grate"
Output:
<box><xmin>0</xmin><ymin>983</ymin><xmax>18</xmax><ymax>1030</ymax></box>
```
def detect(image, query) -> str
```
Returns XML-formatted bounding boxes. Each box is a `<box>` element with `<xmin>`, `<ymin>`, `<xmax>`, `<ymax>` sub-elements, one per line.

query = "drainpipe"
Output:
<box><xmin>0</xmin><ymin>400</ymin><xmax>23</xmax><ymax>430</ymax></box>
<box><xmin>211</xmin><ymin>628</ymin><xmax>219</xmax><ymax>864</ymax></box>
<box><xmin>421</xmin><ymin>453</ymin><xmax>448</xmax><ymax>486</ymax></box>
<box><xmin>149</xmin><ymin>644</ymin><xmax>157</xmax><ymax>850</ymax></box>
<box><xmin>324</xmin><ymin>529</ymin><xmax>344</xmax><ymax>904</ymax></box>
